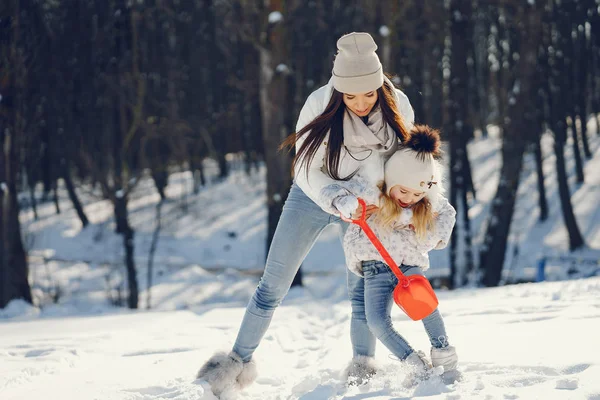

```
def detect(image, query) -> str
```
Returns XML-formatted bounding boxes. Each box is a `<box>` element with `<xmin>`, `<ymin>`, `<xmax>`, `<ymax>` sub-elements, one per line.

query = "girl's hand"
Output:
<box><xmin>351</xmin><ymin>204</ymin><xmax>378</xmax><ymax>220</ymax></box>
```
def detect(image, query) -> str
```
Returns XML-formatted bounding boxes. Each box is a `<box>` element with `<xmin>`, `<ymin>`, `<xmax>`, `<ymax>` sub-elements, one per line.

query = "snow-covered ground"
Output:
<box><xmin>1</xmin><ymin>120</ymin><xmax>600</xmax><ymax>399</ymax></box>
<box><xmin>2</xmin><ymin>275</ymin><xmax>600</xmax><ymax>399</ymax></box>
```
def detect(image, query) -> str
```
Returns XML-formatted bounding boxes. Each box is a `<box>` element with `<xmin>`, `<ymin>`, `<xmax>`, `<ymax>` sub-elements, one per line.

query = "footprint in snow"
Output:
<box><xmin>555</xmin><ymin>378</ymin><xmax>579</xmax><ymax>390</ymax></box>
<box><xmin>121</xmin><ymin>347</ymin><xmax>196</xmax><ymax>357</ymax></box>
<box><xmin>124</xmin><ymin>379</ymin><xmax>206</xmax><ymax>400</ymax></box>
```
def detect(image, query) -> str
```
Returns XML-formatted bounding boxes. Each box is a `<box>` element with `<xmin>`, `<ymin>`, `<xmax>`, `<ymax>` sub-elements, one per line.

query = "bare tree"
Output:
<box><xmin>0</xmin><ymin>0</ymin><xmax>33</xmax><ymax>307</ymax></box>
<box><xmin>546</xmin><ymin>0</ymin><xmax>586</xmax><ymax>251</ymax></box>
<box><xmin>480</xmin><ymin>2</ymin><xmax>544</xmax><ymax>287</ymax></box>
<box><xmin>257</xmin><ymin>2</ymin><xmax>296</xmax><ymax>283</ymax></box>
<box><xmin>447</xmin><ymin>0</ymin><xmax>475</xmax><ymax>288</ymax></box>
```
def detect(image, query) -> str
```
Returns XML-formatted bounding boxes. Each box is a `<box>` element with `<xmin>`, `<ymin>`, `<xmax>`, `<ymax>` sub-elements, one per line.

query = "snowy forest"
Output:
<box><xmin>2</xmin><ymin>0</ymin><xmax>599</xmax><ymax>309</ymax></box>
<box><xmin>2</xmin><ymin>1</ymin><xmax>600</xmax><ymax>399</ymax></box>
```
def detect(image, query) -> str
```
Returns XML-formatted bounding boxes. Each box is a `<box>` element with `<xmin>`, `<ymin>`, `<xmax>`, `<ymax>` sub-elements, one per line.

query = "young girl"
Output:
<box><xmin>319</xmin><ymin>125</ymin><xmax>459</xmax><ymax>384</ymax></box>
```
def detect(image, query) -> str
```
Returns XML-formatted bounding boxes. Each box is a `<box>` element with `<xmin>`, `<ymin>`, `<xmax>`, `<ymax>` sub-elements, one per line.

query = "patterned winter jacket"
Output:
<box><xmin>319</xmin><ymin>175</ymin><xmax>456</xmax><ymax>276</ymax></box>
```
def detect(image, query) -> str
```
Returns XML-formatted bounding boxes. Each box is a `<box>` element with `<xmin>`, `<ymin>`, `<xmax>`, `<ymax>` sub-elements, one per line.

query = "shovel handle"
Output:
<box><xmin>343</xmin><ymin>198</ymin><xmax>407</xmax><ymax>281</ymax></box>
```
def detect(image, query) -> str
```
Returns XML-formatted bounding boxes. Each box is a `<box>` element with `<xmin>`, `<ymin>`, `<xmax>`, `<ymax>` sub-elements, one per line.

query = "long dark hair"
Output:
<box><xmin>280</xmin><ymin>80</ymin><xmax>411</xmax><ymax>181</ymax></box>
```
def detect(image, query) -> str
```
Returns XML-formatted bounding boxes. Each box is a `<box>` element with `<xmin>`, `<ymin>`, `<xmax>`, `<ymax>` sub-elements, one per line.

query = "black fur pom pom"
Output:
<box><xmin>404</xmin><ymin>124</ymin><xmax>442</xmax><ymax>159</ymax></box>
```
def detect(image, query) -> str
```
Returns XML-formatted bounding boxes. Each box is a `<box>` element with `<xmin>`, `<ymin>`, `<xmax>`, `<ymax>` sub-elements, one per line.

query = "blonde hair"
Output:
<box><xmin>374</xmin><ymin>182</ymin><xmax>435</xmax><ymax>240</ymax></box>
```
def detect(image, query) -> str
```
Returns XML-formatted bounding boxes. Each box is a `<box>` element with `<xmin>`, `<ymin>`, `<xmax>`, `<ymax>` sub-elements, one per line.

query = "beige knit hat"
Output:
<box><xmin>332</xmin><ymin>32</ymin><xmax>384</xmax><ymax>94</ymax></box>
<box><xmin>384</xmin><ymin>125</ymin><xmax>444</xmax><ymax>202</ymax></box>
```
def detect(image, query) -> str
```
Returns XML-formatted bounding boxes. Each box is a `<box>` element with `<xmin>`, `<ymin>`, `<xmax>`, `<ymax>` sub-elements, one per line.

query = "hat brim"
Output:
<box><xmin>332</xmin><ymin>67</ymin><xmax>384</xmax><ymax>94</ymax></box>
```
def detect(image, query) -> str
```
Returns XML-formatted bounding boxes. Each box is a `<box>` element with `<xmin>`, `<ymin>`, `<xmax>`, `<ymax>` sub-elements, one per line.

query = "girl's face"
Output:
<box><xmin>389</xmin><ymin>185</ymin><xmax>426</xmax><ymax>208</ymax></box>
<box><xmin>343</xmin><ymin>90</ymin><xmax>378</xmax><ymax>117</ymax></box>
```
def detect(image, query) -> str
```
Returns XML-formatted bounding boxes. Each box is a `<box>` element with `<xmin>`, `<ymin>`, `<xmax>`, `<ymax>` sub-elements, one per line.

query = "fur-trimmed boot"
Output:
<box><xmin>431</xmin><ymin>345</ymin><xmax>461</xmax><ymax>384</ymax></box>
<box><xmin>402</xmin><ymin>350</ymin><xmax>433</xmax><ymax>387</ymax></box>
<box><xmin>344</xmin><ymin>355</ymin><xmax>377</xmax><ymax>386</ymax></box>
<box><xmin>196</xmin><ymin>351</ymin><xmax>257</xmax><ymax>399</ymax></box>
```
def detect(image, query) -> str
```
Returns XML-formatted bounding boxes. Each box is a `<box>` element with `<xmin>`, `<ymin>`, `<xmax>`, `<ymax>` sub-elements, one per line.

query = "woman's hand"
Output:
<box><xmin>350</xmin><ymin>204</ymin><xmax>378</xmax><ymax>220</ymax></box>
<box><xmin>333</xmin><ymin>195</ymin><xmax>359</xmax><ymax>219</ymax></box>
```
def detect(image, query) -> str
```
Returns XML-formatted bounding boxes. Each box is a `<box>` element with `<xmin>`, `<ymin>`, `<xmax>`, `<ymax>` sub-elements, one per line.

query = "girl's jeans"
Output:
<box><xmin>361</xmin><ymin>260</ymin><xmax>449</xmax><ymax>360</ymax></box>
<box><xmin>232</xmin><ymin>183</ymin><xmax>377</xmax><ymax>362</ymax></box>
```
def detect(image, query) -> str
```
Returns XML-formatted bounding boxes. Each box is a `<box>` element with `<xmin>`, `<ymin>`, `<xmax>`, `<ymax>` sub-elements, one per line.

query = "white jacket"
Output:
<box><xmin>294</xmin><ymin>76</ymin><xmax>415</xmax><ymax>213</ymax></box>
<box><xmin>319</xmin><ymin>176</ymin><xmax>456</xmax><ymax>276</ymax></box>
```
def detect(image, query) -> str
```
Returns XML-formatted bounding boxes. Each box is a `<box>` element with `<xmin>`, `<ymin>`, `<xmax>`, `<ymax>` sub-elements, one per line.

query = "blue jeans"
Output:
<box><xmin>232</xmin><ymin>183</ymin><xmax>376</xmax><ymax>362</ymax></box>
<box><xmin>361</xmin><ymin>260</ymin><xmax>449</xmax><ymax>360</ymax></box>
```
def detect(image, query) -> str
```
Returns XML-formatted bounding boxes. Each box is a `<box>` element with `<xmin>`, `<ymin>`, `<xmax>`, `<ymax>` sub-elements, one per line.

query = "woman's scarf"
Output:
<box><xmin>343</xmin><ymin>106</ymin><xmax>396</xmax><ymax>155</ymax></box>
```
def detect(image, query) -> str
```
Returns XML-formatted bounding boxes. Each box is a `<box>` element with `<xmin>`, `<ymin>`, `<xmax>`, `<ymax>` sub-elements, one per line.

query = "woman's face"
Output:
<box><xmin>342</xmin><ymin>90</ymin><xmax>378</xmax><ymax>117</ymax></box>
<box><xmin>389</xmin><ymin>185</ymin><xmax>426</xmax><ymax>208</ymax></box>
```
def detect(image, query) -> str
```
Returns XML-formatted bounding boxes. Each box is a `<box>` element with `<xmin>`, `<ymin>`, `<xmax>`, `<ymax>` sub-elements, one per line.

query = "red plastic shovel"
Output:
<box><xmin>341</xmin><ymin>198</ymin><xmax>439</xmax><ymax>321</ymax></box>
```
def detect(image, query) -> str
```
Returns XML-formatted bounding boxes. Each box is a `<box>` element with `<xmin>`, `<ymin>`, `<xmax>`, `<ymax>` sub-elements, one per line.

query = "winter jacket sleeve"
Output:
<box><xmin>318</xmin><ymin>184</ymin><xmax>355</xmax><ymax>216</ymax></box>
<box><xmin>411</xmin><ymin>195</ymin><xmax>456</xmax><ymax>253</ymax></box>
<box><xmin>395</xmin><ymin>88</ymin><xmax>415</xmax><ymax>131</ymax></box>
<box><xmin>318</xmin><ymin>174</ymin><xmax>384</xmax><ymax>217</ymax></box>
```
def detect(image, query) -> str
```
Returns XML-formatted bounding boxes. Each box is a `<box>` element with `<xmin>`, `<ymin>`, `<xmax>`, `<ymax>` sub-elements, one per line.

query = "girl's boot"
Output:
<box><xmin>402</xmin><ymin>350</ymin><xmax>433</xmax><ymax>386</ymax></box>
<box><xmin>431</xmin><ymin>345</ymin><xmax>461</xmax><ymax>384</ymax></box>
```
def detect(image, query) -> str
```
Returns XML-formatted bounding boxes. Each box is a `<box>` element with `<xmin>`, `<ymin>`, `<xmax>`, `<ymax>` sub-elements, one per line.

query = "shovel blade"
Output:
<box><xmin>393</xmin><ymin>275</ymin><xmax>439</xmax><ymax>321</ymax></box>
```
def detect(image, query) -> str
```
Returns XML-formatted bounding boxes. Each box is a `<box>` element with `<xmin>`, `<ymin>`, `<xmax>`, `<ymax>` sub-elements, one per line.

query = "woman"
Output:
<box><xmin>197</xmin><ymin>32</ymin><xmax>415</xmax><ymax>398</ymax></box>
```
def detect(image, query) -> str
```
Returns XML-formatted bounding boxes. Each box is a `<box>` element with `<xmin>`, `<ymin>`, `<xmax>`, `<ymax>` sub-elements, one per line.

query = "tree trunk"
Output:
<box><xmin>204</xmin><ymin>0</ymin><xmax>228</xmax><ymax>182</ymax></box>
<box><xmin>52</xmin><ymin>179</ymin><xmax>61</xmax><ymax>214</ymax></box>
<box><xmin>534</xmin><ymin>135</ymin><xmax>549</xmax><ymax>222</ymax></box>
<box><xmin>569</xmin><ymin>114</ymin><xmax>585</xmax><ymax>183</ymax></box>
<box><xmin>554</xmin><ymin>131</ymin><xmax>586</xmax><ymax>250</ymax></box>
<box><xmin>578</xmin><ymin>115</ymin><xmax>591</xmax><ymax>159</ymax></box>
<box><xmin>460</xmin><ymin>142</ymin><xmax>475</xmax><ymax>280</ymax></box>
<box><xmin>1</xmin><ymin>127</ymin><xmax>32</xmax><ymax>308</ymax></box>
<box><xmin>41</xmin><ymin>128</ymin><xmax>52</xmax><ymax>201</ymax></box>
<box><xmin>593</xmin><ymin>4</ymin><xmax>600</xmax><ymax>134</ymax></box>
<box><xmin>563</xmin><ymin>2</ymin><xmax>585</xmax><ymax>183</ymax></box>
<box><xmin>0</xmin><ymin>164</ymin><xmax>32</xmax><ymax>308</ymax></box>
<box><xmin>114</xmin><ymin>3</ymin><xmax>139</xmax><ymax>309</ymax></box>
<box><xmin>260</xmin><ymin>45</ymin><xmax>292</xmax><ymax>254</ymax></box>
<box><xmin>472</xmin><ymin>5</ymin><xmax>490</xmax><ymax>138</ymax></box>
<box><xmin>574</xmin><ymin>9</ymin><xmax>592</xmax><ymax>159</ymax></box>
<box><xmin>189</xmin><ymin>149</ymin><xmax>205</xmax><ymax>194</ymax></box>
<box><xmin>215</xmin><ymin>150</ymin><xmax>229</xmax><ymax>181</ymax></box>
<box><xmin>592</xmin><ymin>18</ymin><xmax>600</xmax><ymax>134</ymax></box>
<box><xmin>480</xmin><ymin>2</ymin><xmax>542</xmax><ymax>287</ymax></box>
<box><xmin>198</xmin><ymin>160</ymin><xmax>207</xmax><ymax>187</ymax></box>
<box><xmin>151</xmin><ymin>171</ymin><xmax>168</xmax><ymax>200</ymax></box>
<box><xmin>27</xmin><ymin>173</ymin><xmax>38</xmax><ymax>220</ymax></box>
<box><xmin>0</xmin><ymin>4</ymin><xmax>32</xmax><ymax>308</ymax></box>
<box><xmin>114</xmin><ymin>194</ymin><xmax>138</xmax><ymax>309</ymax></box>
<box><xmin>480</xmin><ymin>143</ymin><xmax>525</xmax><ymax>287</ymax></box>
<box><xmin>62</xmin><ymin>160</ymin><xmax>89</xmax><ymax>228</ymax></box>
<box><xmin>547</xmin><ymin>0</ymin><xmax>587</xmax><ymax>250</ymax></box>
<box><xmin>462</xmin><ymin>141</ymin><xmax>476</xmax><ymax>200</ymax></box>
<box><xmin>4</xmin><ymin>182</ymin><xmax>32</xmax><ymax>306</ymax></box>
<box><xmin>0</xmin><ymin>128</ymin><xmax>8</xmax><ymax>308</ymax></box>
<box><xmin>447</xmin><ymin>0</ymin><xmax>473</xmax><ymax>288</ymax></box>
<box><xmin>258</xmin><ymin>3</ymin><xmax>296</xmax><ymax>285</ymax></box>
<box><xmin>146</xmin><ymin>200</ymin><xmax>163</xmax><ymax>309</ymax></box>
